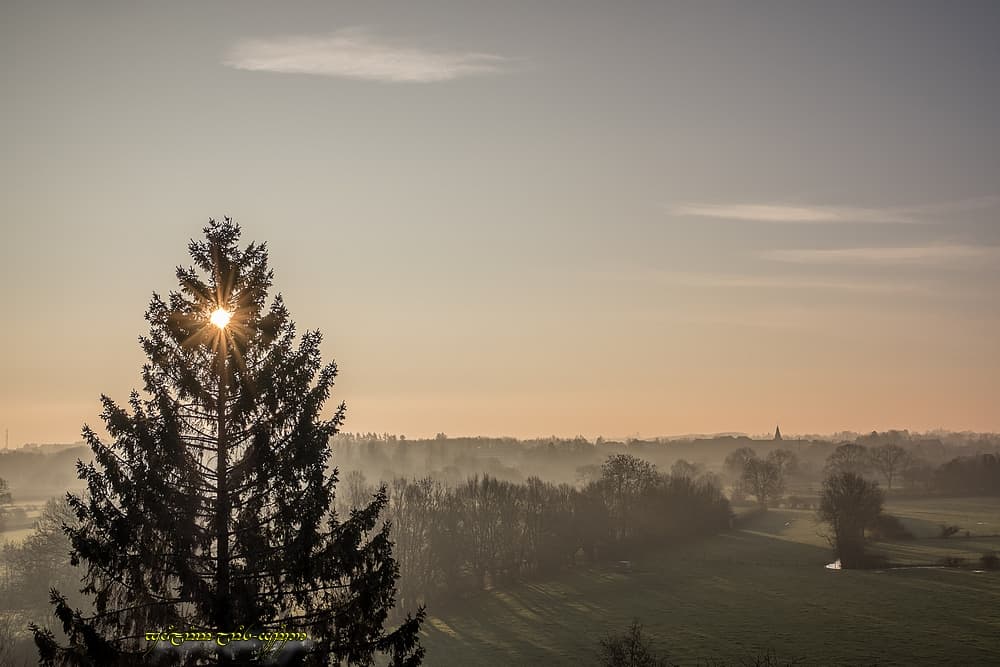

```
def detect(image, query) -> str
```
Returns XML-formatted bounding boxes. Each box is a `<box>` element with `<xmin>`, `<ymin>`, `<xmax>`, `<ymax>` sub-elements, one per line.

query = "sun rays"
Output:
<box><xmin>210</xmin><ymin>308</ymin><xmax>232</xmax><ymax>330</ymax></box>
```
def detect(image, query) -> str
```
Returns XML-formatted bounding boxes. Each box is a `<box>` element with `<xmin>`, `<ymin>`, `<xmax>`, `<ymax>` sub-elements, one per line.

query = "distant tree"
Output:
<box><xmin>575</xmin><ymin>464</ymin><xmax>603</xmax><ymax>485</ymax></box>
<box><xmin>30</xmin><ymin>220</ymin><xmax>423</xmax><ymax>666</ymax></box>
<box><xmin>0</xmin><ymin>477</ymin><xmax>11</xmax><ymax>531</ymax></box>
<box><xmin>670</xmin><ymin>459</ymin><xmax>700</xmax><ymax>479</ymax></box>
<box><xmin>600</xmin><ymin>454</ymin><xmax>659</xmax><ymax>542</ymax></box>
<box><xmin>697</xmin><ymin>471</ymin><xmax>723</xmax><ymax>491</ymax></box>
<box><xmin>1</xmin><ymin>497</ymin><xmax>83</xmax><ymax>616</ymax></box>
<box><xmin>521</xmin><ymin>477</ymin><xmax>575</xmax><ymax>576</ymax></box>
<box><xmin>818</xmin><ymin>472</ymin><xmax>884</xmax><ymax>568</ymax></box>
<box><xmin>869</xmin><ymin>443</ymin><xmax>910</xmax><ymax>491</ymax></box>
<box><xmin>573</xmin><ymin>483</ymin><xmax>611</xmax><ymax>562</ymax></box>
<box><xmin>902</xmin><ymin>457</ymin><xmax>936</xmax><ymax>494</ymax></box>
<box><xmin>740</xmin><ymin>458</ymin><xmax>784</xmax><ymax>510</ymax></box>
<box><xmin>824</xmin><ymin>443</ymin><xmax>871</xmax><ymax>477</ymax></box>
<box><xmin>935</xmin><ymin>454</ymin><xmax>1000</xmax><ymax>496</ymax></box>
<box><xmin>724</xmin><ymin>448</ymin><xmax>757</xmax><ymax>480</ymax></box>
<box><xmin>598</xmin><ymin>619</ymin><xmax>671</xmax><ymax>667</ymax></box>
<box><xmin>765</xmin><ymin>449</ymin><xmax>799</xmax><ymax>488</ymax></box>
<box><xmin>341</xmin><ymin>469</ymin><xmax>374</xmax><ymax>512</ymax></box>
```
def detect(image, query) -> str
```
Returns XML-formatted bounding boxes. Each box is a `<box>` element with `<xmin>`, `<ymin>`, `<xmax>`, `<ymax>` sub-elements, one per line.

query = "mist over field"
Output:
<box><xmin>4</xmin><ymin>429</ymin><xmax>1000</xmax><ymax>664</ymax></box>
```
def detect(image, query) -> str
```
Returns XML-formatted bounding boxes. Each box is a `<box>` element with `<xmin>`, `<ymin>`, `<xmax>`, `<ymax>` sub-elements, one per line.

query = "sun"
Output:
<box><xmin>210</xmin><ymin>308</ymin><xmax>232</xmax><ymax>329</ymax></box>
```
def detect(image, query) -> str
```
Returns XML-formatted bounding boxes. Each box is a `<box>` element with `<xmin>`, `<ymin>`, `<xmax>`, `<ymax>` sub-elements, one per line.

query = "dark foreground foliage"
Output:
<box><xmin>597</xmin><ymin>620</ymin><xmax>803</xmax><ymax>667</ymax></box>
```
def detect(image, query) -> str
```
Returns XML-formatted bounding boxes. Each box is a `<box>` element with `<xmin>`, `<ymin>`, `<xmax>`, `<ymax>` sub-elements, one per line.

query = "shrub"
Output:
<box><xmin>598</xmin><ymin>620</ymin><xmax>672</xmax><ymax>667</ymax></box>
<box><xmin>869</xmin><ymin>514</ymin><xmax>914</xmax><ymax>541</ymax></box>
<box><xmin>700</xmin><ymin>648</ymin><xmax>801</xmax><ymax>666</ymax></box>
<box><xmin>980</xmin><ymin>552</ymin><xmax>1000</xmax><ymax>570</ymax></box>
<box><xmin>939</xmin><ymin>524</ymin><xmax>960</xmax><ymax>539</ymax></box>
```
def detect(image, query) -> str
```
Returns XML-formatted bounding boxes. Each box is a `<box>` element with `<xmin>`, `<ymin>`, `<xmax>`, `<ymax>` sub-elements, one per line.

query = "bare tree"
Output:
<box><xmin>765</xmin><ymin>449</ymin><xmax>799</xmax><ymax>489</ymax></box>
<box><xmin>600</xmin><ymin>454</ymin><xmax>659</xmax><ymax>543</ymax></box>
<box><xmin>670</xmin><ymin>459</ymin><xmax>701</xmax><ymax>479</ymax></box>
<box><xmin>824</xmin><ymin>443</ymin><xmax>871</xmax><ymax>477</ymax></box>
<box><xmin>341</xmin><ymin>469</ymin><xmax>375</xmax><ymax>511</ymax></box>
<box><xmin>598</xmin><ymin>619</ymin><xmax>672</xmax><ymax>667</ymax></box>
<box><xmin>741</xmin><ymin>458</ymin><xmax>784</xmax><ymax>510</ymax></box>
<box><xmin>869</xmin><ymin>443</ymin><xmax>910</xmax><ymax>491</ymax></box>
<box><xmin>724</xmin><ymin>448</ymin><xmax>757</xmax><ymax>480</ymax></box>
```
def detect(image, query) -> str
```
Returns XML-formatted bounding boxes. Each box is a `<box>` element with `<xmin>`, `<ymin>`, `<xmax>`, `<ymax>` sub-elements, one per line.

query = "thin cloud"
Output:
<box><xmin>671</xmin><ymin>197</ymin><xmax>998</xmax><ymax>224</ymax></box>
<box><xmin>664</xmin><ymin>272</ymin><xmax>930</xmax><ymax>295</ymax></box>
<box><xmin>674</xmin><ymin>203</ymin><xmax>914</xmax><ymax>224</ymax></box>
<box><xmin>605</xmin><ymin>269</ymin><xmax>933</xmax><ymax>295</ymax></box>
<box><xmin>224</xmin><ymin>28</ymin><xmax>510</xmax><ymax>82</ymax></box>
<box><xmin>761</xmin><ymin>244</ymin><xmax>1000</xmax><ymax>264</ymax></box>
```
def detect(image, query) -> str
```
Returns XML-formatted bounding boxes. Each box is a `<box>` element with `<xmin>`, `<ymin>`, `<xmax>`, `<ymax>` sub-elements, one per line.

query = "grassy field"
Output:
<box><xmin>0</xmin><ymin>527</ymin><xmax>35</xmax><ymax>546</ymax></box>
<box><xmin>0</xmin><ymin>501</ymin><xmax>44</xmax><ymax>546</ymax></box>
<box><xmin>420</xmin><ymin>498</ymin><xmax>1000</xmax><ymax>666</ymax></box>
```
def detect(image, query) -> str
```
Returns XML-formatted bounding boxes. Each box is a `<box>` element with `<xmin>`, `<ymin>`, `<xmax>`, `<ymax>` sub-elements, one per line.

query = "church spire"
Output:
<box><xmin>774</xmin><ymin>425</ymin><xmax>782</xmax><ymax>441</ymax></box>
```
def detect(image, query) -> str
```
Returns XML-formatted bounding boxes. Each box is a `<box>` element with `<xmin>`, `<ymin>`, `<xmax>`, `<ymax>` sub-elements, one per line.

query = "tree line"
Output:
<box><xmin>822</xmin><ymin>443</ymin><xmax>1000</xmax><ymax>496</ymax></box>
<box><xmin>360</xmin><ymin>453</ymin><xmax>733</xmax><ymax>617</ymax></box>
<box><xmin>329</xmin><ymin>430</ymin><xmax>1000</xmax><ymax>492</ymax></box>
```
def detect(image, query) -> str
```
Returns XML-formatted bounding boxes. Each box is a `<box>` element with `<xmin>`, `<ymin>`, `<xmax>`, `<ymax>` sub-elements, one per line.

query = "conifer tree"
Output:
<box><xmin>31</xmin><ymin>219</ymin><xmax>424</xmax><ymax>666</ymax></box>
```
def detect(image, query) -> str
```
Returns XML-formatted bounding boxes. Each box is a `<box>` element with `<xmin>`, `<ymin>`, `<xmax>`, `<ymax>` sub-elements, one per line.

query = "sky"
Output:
<box><xmin>2</xmin><ymin>0</ymin><xmax>999</xmax><ymax>444</ymax></box>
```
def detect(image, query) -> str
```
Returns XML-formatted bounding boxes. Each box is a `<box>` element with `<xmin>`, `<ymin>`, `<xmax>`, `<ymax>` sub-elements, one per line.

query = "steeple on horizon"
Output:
<box><xmin>774</xmin><ymin>425</ymin><xmax>782</xmax><ymax>441</ymax></box>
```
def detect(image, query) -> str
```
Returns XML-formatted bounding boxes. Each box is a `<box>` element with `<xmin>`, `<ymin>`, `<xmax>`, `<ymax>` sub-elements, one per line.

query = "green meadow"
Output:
<box><xmin>420</xmin><ymin>498</ymin><xmax>1000</xmax><ymax>666</ymax></box>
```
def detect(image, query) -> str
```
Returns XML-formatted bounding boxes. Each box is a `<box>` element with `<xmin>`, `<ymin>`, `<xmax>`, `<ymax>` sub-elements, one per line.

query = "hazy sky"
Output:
<box><xmin>3</xmin><ymin>1</ymin><xmax>999</xmax><ymax>444</ymax></box>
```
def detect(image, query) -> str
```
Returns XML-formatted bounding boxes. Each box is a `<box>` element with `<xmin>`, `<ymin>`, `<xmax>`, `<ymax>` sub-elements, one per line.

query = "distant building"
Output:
<box><xmin>20</xmin><ymin>442</ymin><xmax>86</xmax><ymax>454</ymax></box>
<box><xmin>774</xmin><ymin>425</ymin><xmax>782</xmax><ymax>441</ymax></box>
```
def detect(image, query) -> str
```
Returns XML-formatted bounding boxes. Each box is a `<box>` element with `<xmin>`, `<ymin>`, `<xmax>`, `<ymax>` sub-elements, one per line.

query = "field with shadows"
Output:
<box><xmin>420</xmin><ymin>499</ymin><xmax>1000</xmax><ymax>666</ymax></box>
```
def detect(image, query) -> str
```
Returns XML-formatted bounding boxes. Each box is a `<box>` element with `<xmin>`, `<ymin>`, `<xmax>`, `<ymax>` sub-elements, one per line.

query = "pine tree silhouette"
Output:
<box><xmin>31</xmin><ymin>219</ymin><xmax>424</xmax><ymax>666</ymax></box>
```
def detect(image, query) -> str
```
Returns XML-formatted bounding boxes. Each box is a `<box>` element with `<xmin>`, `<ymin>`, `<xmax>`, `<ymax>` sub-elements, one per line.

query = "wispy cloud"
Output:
<box><xmin>673</xmin><ymin>203</ymin><xmax>916</xmax><ymax>224</ymax></box>
<box><xmin>604</xmin><ymin>269</ymin><xmax>933</xmax><ymax>295</ymax></box>
<box><xmin>761</xmin><ymin>244</ymin><xmax>1000</xmax><ymax>264</ymax></box>
<box><xmin>223</xmin><ymin>28</ymin><xmax>510</xmax><ymax>83</ymax></box>
<box><xmin>671</xmin><ymin>197</ymin><xmax>998</xmax><ymax>224</ymax></box>
<box><xmin>662</xmin><ymin>272</ymin><xmax>930</xmax><ymax>294</ymax></box>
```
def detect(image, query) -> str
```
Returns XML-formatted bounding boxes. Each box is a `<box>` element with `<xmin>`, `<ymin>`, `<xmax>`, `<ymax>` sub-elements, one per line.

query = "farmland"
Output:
<box><xmin>419</xmin><ymin>498</ymin><xmax>1000</xmax><ymax>666</ymax></box>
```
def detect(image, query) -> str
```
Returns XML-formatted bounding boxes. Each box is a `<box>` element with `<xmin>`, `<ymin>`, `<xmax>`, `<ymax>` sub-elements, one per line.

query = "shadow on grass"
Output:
<box><xmin>895</xmin><ymin>515</ymin><xmax>947</xmax><ymax>539</ymax></box>
<box><xmin>420</xmin><ymin>508</ymin><xmax>1000</xmax><ymax>665</ymax></box>
<box><xmin>420</xmin><ymin>525</ymin><xmax>846</xmax><ymax>664</ymax></box>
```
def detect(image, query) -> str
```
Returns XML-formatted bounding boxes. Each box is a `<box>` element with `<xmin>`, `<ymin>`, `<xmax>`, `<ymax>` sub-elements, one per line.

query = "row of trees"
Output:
<box><xmin>823</xmin><ymin>443</ymin><xmax>909</xmax><ymax>489</ymax></box>
<box><xmin>332</xmin><ymin>429</ymin><xmax>1000</xmax><ymax>493</ymax></box>
<box><xmin>362</xmin><ymin>454</ymin><xmax>733</xmax><ymax>615</ymax></box>
<box><xmin>933</xmin><ymin>454</ymin><xmax>1000</xmax><ymax>496</ymax></box>
<box><xmin>727</xmin><ymin>442</ymin><xmax>907</xmax><ymax>493</ymax></box>
<box><xmin>719</xmin><ymin>442</ymin><xmax>1000</xmax><ymax>502</ymax></box>
<box><xmin>824</xmin><ymin>444</ymin><xmax>1000</xmax><ymax>496</ymax></box>
<box><xmin>722</xmin><ymin>448</ymin><xmax>798</xmax><ymax>509</ymax></box>
<box><xmin>1</xmin><ymin>455</ymin><xmax>733</xmax><ymax>660</ymax></box>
